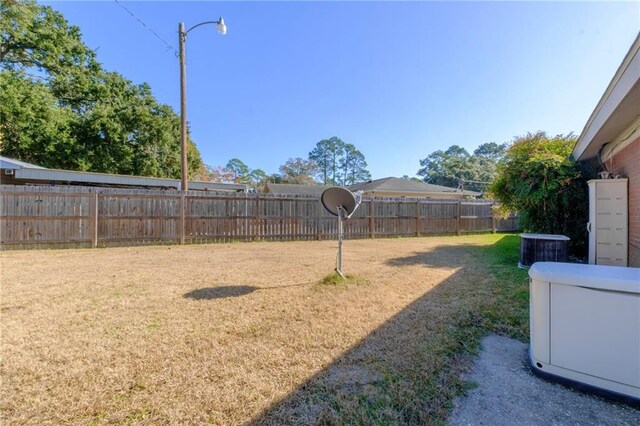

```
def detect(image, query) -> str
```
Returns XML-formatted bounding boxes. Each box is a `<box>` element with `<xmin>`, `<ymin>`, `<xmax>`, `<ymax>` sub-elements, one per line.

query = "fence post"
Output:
<box><xmin>415</xmin><ymin>200</ymin><xmax>421</xmax><ymax>237</ymax></box>
<box><xmin>491</xmin><ymin>203</ymin><xmax>497</xmax><ymax>234</ymax></box>
<box><xmin>315</xmin><ymin>201</ymin><xmax>321</xmax><ymax>240</ymax></box>
<box><xmin>456</xmin><ymin>200</ymin><xmax>461</xmax><ymax>236</ymax></box>
<box><xmin>91</xmin><ymin>192</ymin><xmax>99</xmax><ymax>248</ymax></box>
<box><xmin>294</xmin><ymin>199</ymin><xmax>299</xmax><ymax>240</ymax></box>
<box><xmin>369</xmin><ymin>200</ymin><xmax>375</xmax><ymax>238</ymax></box>
<box><xmin>251</xmin><ymin>194</ymin><xmax>261</xmax><ymax>241</ymax></box>
<box><xmin>180</xmin><ymin>194</ymin><xmax>186</xmax><ymax>245</ymax></box>
<box><xmin>225</xmin><ymin>197</ymin><xmax>231</xmax><ymax>241</ymax></box>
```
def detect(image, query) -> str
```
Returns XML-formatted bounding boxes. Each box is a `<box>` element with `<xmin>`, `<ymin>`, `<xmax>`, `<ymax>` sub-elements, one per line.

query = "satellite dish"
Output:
<box><xmin>320</xmin><ymin>187</ymin><xmax>363</xmax><ymax>278</ymax></box>
<box><xmin>321</xmin><ymin>187</ymin><xmax>357</xmax><ymax>218</ymax></box>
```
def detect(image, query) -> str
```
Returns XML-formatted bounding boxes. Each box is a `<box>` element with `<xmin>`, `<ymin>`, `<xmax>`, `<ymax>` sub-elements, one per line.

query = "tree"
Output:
<box><xmin>417</xmin><ymin>143</ymin><xmax>506</xmax><ymax>192</ymax></box>
<box><xmin>205</xmin><ymin>160</ymin><xmax>266</xmax><ymax>186</ymax></box>
<box><xmin>222</xmin><ymin>159</ymin><xmax>267</xmax><ymax>185</ymax></box>
<box><xmin>474</xmin><ymin>142</ymin><xmax>507</xmax><ymax>161</ymax></box>
<box><xmin>266</xmin><ymin>173</ymin><xmax>283</xmax><ymax>184</ymax></box>
<box><xmin>70</xmin><ymin>72</ymin><xmax>201</xmax><ymax>177</ymax></box>
<box><xmin>308</xmin><ymin>138</ymin><xmax>332</xmax><ymax>184</ymax></box>
<box><xmin>203</xmin><ymin>165</ymin><xmax>234</xmax><ymax>183</ymax></box>
<box><xmin>226</xmin><ymin>158</ymin><xmax>251</xmax><ymax>183</ymax></box>
<box><xmin>0</xmin><ymin>0</ymin><xmax>204</xmax><ymax>179</ymax></box>
<box><xmin>1</xmin><ymin>0</ymin><xmax>101</xmax><ymax>114</ymax></box>
<box><xmin>472</xmin><ymin>142</ymin><xmax>507</xmax><ymax>187</ymax></box>
<box><xmin>308</xmin><ymin>136</ymin><xmax>346</xmax><ymax>185</ymax></box>
<box><xmin>488</xmin><ymin>132</ymin><xmax>589</xmax><ymax>257</ymax></box>
<box><xmin>308</xmin><ymin>137</ymin><xmax>370</xmax><ymax>185</ymax></box>
<box><xmin>339</xmin><ymin>144</ymin><xmax>371</xmax><ymax>185</ymax></box>
<box><xmin>417</xmin><ymin>145</ymin><xmax>472</xmax><ymax>189</ymax></box>
<box><xmin>249</xmin><ymin>168</ymin><xmax>267</xmax><ymax>185</ymax></box>
<box><xmin>278</xmin><ymin>157</ymin><xmax>317</xmax><ymax>184</ymax></box>
<box><xmin>0</xmin><ymin>0</ymin><xmax>99</xmax><ymax>77</ymax></box>
<box><xmin>0</xmin><ymin>70</ymin><xmax>76</xmax><ymax>168</ymax></box>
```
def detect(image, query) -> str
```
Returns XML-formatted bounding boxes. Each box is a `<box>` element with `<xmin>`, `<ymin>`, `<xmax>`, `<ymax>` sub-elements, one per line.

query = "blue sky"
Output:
<box><xmin>48</xmin><ymin>1</ymin><xmax>639</xmax><ymax>179</ymax></box>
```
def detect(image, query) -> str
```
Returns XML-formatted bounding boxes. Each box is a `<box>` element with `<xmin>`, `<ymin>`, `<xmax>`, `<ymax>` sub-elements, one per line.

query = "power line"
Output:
<box><xmin>113</xmin><ymin>0</ymin><xmax>178</xmax><ymax>56</ymax></box>
<box><xmin>459</xmin><ymin>179</ymin><xmax>492</xmax><ymax>185</ymax></box>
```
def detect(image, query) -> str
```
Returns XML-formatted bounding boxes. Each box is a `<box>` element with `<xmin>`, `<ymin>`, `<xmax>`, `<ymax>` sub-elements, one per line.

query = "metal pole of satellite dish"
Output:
<box><xmin>336</xmin><ymin>205</ymin><xmax>345</xmax><ymax>279</ymax></box>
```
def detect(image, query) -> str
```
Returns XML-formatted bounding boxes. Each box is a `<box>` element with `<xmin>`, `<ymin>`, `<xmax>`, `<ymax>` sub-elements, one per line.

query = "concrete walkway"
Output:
<box><xmin>449</xmin><ymin>334</ymin><xmax>640</xmax><ymax>426</ymax></box>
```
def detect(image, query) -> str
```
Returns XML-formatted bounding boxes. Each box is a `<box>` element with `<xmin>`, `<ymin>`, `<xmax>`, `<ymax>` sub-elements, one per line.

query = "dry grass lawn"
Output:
<box><xmin>0</xmin><ymin>234</ymin><xmax>528</xmax><ymax>425</ymax></box>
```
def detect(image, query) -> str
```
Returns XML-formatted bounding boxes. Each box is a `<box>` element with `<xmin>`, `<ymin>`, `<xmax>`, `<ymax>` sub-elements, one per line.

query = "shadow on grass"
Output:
<box><xmin>184</xmin><ymin>282</ymin><xmax>315</xmax><ymax>300</ymax></box>
<box><xmin>249</xmin><ymin>234</ymin><xmax>529</xmax><ymax>425</ymax></box>
<box><xmin>184</xmin><ymin>286</ymin><xmax>258</xmax><ymax>300</ymax></box>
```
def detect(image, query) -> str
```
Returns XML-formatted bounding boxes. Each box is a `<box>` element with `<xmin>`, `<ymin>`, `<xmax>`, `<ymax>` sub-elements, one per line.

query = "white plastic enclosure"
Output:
<box><xmin>529</xmin><ymin>262</ymin><xmax>640</xmax><ymax>401</ymax></box>
<box><xmin>588</xmin><ymin>179</ymin><xmax>628</xmax><ymax>267</ymax></box>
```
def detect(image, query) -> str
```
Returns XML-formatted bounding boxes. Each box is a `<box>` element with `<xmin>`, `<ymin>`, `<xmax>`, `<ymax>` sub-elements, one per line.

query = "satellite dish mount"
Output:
<box><xmin>320</xmin><ymin>188</ymin><xmax>363</xmax><ymax>278</ymax></box>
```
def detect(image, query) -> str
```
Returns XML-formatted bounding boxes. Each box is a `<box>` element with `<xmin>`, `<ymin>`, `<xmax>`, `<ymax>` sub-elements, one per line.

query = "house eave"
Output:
<box><xmin>573</xmin><ymin>33</ymin><xmax>640</xmax><ymax>161</ymax></box>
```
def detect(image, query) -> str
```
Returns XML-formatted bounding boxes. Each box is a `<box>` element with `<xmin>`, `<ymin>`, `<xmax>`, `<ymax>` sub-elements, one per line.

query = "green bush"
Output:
<box><xmin>489</xmin><ymin>132</ymin><xmax>589</xmax><ymax>258</ymax></box>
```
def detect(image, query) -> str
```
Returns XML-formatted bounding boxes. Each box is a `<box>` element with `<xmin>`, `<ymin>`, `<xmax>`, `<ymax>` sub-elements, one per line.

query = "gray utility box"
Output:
<box><xmin>519</xmin><ymin>234</ymin><xmax>569</xmax><ymax>268</ymax></box>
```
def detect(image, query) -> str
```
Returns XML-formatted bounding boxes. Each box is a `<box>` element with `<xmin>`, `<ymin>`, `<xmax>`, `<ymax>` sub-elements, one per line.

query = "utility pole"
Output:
<box><xmin>177</xmin><ymin>18</ymin><xmax>226</xmax><ymax>191</ymax></box>
<box><xmin>179</xmin><ymin>22</ymin><xmax>189</xmax><ymax>191</ymax></box>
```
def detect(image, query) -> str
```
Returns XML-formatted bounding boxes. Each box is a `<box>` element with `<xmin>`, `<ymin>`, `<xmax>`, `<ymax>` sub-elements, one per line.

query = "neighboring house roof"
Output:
<box><xmin>348</xmin><ymin>177</ymin><xmax>482</xmax><ymax>197</ymax></box>
<box><xmin>0</xmin><ymin>155</ymin><xmax>246</xmax><ymax>192</ymax></box>
<box><xmin>264</xmin><ymin>182</ymin><xmax>331</xmax><ymax>196</ymax></box>
<box><xmin>573</xmin><ymin>33</ymin><xmax>640</xmax><ymax>161</ymax></box>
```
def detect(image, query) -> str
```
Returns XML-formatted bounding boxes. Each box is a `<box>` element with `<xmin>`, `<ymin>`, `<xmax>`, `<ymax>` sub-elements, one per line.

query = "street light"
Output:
<box><xmin>178</xmin><ymin>17</ymin><xmax>226</xmax><ymax>191</ymax></box>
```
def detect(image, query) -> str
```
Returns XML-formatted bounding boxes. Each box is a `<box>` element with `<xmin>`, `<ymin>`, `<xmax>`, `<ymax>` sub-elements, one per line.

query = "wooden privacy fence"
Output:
<box><xmin>0</xmin><ymin>185</ymin><xmax>519</xmax><ymax>250</ymax></box>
